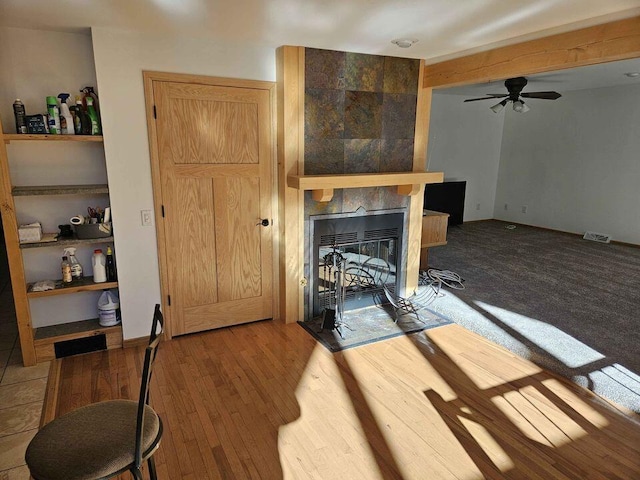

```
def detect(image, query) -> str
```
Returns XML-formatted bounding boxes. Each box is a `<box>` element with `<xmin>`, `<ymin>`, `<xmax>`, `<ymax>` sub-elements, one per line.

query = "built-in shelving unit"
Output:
<box><xmin>4</xmin><ymin>134</ymin><xmax>103</xmax><ymax>144</ymax></box>
<box><xmin>0</xmin><ymin>123</ymin><xmax>120</xmax><ymax>366</ymax></box>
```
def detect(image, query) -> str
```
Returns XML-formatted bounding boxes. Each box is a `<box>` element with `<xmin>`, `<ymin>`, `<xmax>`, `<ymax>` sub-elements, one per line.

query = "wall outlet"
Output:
<box><xmin>141</xmin><ymin>209</ymin><xmax>153</xmax><ymax>226</ymax></box>
<box><xmin>521</xmin><ymin>206</ymin><xmax>528</xmax><ymax>214</ymax></box>
<box><xmin>504</xmin><ymin>203</ymin><xmax>508</xmax><ymax>211</ymax></box>
<box><xmin>476</xmin><ymin>203</ymin><xmax>481</xmax><ymax>211</ymax></box>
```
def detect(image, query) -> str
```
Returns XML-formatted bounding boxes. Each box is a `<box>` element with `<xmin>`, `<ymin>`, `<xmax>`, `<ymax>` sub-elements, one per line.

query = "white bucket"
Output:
<box><xmin>98</xmin><ymin>291</ymin><xmax>121</xmax><ymax>327</ymax></box>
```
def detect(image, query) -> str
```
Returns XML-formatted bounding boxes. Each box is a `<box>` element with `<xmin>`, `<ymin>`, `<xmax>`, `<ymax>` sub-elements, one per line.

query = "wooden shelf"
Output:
<box><xmin>27</xmin><ymin>277</ymin><xmax>118</xmax><ymax>298</ymax></box>
<box><xmin>287</xmin><ymin>171</ymin><xmax>444</xmax><ymax>202</ymax></box>
<box><xmin>34</xmin><ymin>317</ymin><xmax>120</xmax><ymax>342</ymax></box>
<box><xmin>4</xmin><ymin>134</ymin><xmax>103</xmax><ymax>144</ymax></box>
<box><xmin>20</xmin><ymin>235</ymin><xmax>114</xmax><ymax>249</ymax></box>
<box><xmin>12</xmin><ymin>184</ymin><xmax>108</xmax><ymax>196</ymax></box>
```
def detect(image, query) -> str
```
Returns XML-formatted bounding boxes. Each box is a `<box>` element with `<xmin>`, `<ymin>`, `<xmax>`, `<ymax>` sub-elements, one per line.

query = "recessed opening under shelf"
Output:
<box><xmin>33</xmin><ymin>318</ymin><xmax>123</xmax><ymax>363</ymax></box>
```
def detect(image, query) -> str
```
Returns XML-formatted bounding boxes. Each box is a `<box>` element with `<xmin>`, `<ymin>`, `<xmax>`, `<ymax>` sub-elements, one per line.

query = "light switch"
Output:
<box><xmin>141</xmin><ymin>210</ymin><xmax>153</xmax><ymax>226</ymax></box>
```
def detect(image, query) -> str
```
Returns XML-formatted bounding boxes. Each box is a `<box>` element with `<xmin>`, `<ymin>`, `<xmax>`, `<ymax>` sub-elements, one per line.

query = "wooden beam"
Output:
<box><xmin>406</xmin><ymin>60</ymin><xmax>432</xmax><ymax>293</ymax></box>
<box><xmin>276</xmin><ymin>46</ymin><xmax>305</xmax><ymax>323</ymax></box>
<box><xmin>424</xmin><ymin>15</ymin><xmax>640</xmax><ymax>88</ymax></box>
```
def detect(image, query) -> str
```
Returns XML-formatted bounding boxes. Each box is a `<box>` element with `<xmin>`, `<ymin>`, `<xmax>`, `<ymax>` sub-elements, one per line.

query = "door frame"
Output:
<box><xmin>143</xmin><ymin>71</ymin><xmax>279</xmax><ymax>339</ymax></box>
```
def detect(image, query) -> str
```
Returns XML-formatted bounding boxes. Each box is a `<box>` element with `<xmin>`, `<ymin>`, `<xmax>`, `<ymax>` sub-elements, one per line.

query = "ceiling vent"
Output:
<box><xmin>583</xmin><ymin>231</ymin><xmax>612</xmax><ymax>243</ymax></box>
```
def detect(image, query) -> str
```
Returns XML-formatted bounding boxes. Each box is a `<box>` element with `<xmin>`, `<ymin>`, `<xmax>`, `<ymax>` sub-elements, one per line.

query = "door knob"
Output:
<box><xmin>257</xmin><ymin>219</ymin><xmax>270</xmax><ymax>227</ymax></box>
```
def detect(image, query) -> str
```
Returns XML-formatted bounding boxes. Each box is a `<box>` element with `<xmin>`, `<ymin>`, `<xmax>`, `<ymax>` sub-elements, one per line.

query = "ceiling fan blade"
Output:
<box><xmin>521</xmin><ymin>91</ymin><xmax>562</xmax><ymax>100</ymax></box>
<box><xmin>464</xmin><ymin>95</ymin><xmax>507</xmax><ymax>103</ymax></box>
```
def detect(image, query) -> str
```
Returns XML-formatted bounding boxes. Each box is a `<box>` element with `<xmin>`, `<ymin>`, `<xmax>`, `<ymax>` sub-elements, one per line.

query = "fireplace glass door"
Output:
<box><xmin>311</xmin><ymin>213</ymin><xmax>404</xmax><ymax>317</ymax></box>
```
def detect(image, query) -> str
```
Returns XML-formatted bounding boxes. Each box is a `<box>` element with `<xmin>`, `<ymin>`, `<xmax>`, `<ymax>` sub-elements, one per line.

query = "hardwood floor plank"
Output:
<box><xmin>51</xmin><ymin>322</ymin><xmax>640</xmax><ymax>479</ymax></box>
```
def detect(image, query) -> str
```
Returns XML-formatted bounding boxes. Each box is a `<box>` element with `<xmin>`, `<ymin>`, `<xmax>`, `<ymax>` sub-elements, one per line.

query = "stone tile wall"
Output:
<box><xmin>302</xmin><ymin>48</ymin><xmax>420</xmax><ymax>317</ymax></box>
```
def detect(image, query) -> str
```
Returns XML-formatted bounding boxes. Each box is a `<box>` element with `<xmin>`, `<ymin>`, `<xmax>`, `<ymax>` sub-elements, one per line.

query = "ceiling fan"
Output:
<box><xmin>464</xmin><ymin>77</ymin><xmax>561</xmax><ymax>113</ymax></box>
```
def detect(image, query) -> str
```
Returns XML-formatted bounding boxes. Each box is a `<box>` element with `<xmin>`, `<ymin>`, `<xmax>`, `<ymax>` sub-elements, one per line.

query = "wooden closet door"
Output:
<box><xmin>154</xmin><ymin>81</ymin><xmax>273</xmax><ymax>335</ymax></box>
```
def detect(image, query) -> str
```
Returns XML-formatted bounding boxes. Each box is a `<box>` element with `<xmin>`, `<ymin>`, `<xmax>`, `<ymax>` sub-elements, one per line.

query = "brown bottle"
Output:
<box><xmin>61</xmin><ymin>256</ymin><xmax>72</xmax><ymax>284</ymax></box>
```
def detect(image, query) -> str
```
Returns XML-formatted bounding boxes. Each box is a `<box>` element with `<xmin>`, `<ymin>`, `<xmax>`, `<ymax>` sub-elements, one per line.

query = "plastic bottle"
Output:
<box><xmin>63</xmin><ymin>247</ymin><xmax>83</xmax><ymax>280</ymax></box>
<box><xmin>106</xmin><ymin>246</ymin><xmax>117</xmax><ymax>282</ymax></box>
<box><xmin>97</xmin><ymin>290</ymin><xmax>121</xmax><ymax>327</ymax></box>
<box><xmin>46</xmin><ymin>96</ymin><xmax>61</xmax><ymax>134</ymax></box>
<box><xmin>74</xmin><ymin>96</ymin><xmax>90</xmax><ymax>134</ymax></box>
<box><xmin>57</xmin><ymin>94</ymin><xmax>75</xmax><ymax>135</ymax></box>
<box><xmin>81</xmin><ymin>86</ymin><xmax>101</xmax><ymax>119</ymax></box>
<box><xmin>61</xmin><ymin>256</ymin><xmax>72</xmax><ymax>284</ymax></box>
<box><xmin>13</xmin><ymin>99</ymin><xmax>27</xmax><ymax>134</ymax></box>
<box><xmin>85</xmin><ymin>97</ymin><xmax>101</xmax><ymax>135</ymax></box>
<box><xmin>92</xmin><ymin>249</ymin><xmax>107</xmax><ymax>283</ymax></box>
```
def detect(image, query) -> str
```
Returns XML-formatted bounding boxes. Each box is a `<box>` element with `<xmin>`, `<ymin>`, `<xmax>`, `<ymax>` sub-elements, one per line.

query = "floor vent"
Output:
<box><xmin>583</xmin><ymin>231</ymin><xmax>612</xmax><ymax>243</ymax></box>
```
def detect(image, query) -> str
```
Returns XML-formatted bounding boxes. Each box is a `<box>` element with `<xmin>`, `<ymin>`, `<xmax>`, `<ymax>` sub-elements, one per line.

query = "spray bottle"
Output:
<box><xmin>74</xmin><ymin>95</ymin><xmax>90</xmax><ymax>135</ymax></box>
<box><xmin>46</xmin><ymin>96</ymin><xmax>60</xmax><ymax>134</ymax></box>
<box><xmin>57</xmin><ymin>93</ymin><xmax>75</xmax><ymax>135</ymax></box>
<box><xmin>63</xmin><ymin>247</ymin><xmax>83</xmax><ymax>281</ymax></box>
<box><xmin>85</xmin><ymin>96</ymin><xmax>101</xmax><ymax>135</ymax></box>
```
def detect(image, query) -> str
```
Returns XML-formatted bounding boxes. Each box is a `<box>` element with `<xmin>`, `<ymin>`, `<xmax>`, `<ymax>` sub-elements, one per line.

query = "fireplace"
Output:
<box><xmin>309</xmin><ymin>210</ymin><xmax>406</xmax><ymax>319</ymax></box>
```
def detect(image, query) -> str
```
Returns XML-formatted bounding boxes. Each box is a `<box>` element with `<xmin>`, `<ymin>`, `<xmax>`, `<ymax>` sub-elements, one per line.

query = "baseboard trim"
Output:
<box><xmin>41</xmin><ymin>358</ymin><xmax>62</xmax><ymax>427</ymax></box>
<box><xmin>122</xmin><ymin>336</ymin><xmax>151</xmax><ymax>348</ymax></box>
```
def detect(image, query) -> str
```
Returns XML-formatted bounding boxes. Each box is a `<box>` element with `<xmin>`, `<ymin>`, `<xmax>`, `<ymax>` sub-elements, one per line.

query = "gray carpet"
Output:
<box><xmin>425</xmin><ymin>220</ymin><xmax>640</xmax><ymax>413</ymax></box>
<box><xmin>299</xmin><ymin>304</ymin><xmax>452</xmax><ymax>352</ymax></box>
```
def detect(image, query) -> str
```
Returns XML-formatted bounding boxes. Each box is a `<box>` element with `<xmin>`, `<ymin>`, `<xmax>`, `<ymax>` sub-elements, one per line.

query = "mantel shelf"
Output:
<box><xmin>287</xmin><ymin>171</ymin><xmax>444</xmax><ymax>202</ymax></box>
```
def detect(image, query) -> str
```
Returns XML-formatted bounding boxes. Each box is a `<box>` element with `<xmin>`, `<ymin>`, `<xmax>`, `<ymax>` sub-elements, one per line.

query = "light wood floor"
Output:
<box><xmin>53</xmin><ymin>320</ymin><xmax>640</xmax><ymax>480</ymax></box>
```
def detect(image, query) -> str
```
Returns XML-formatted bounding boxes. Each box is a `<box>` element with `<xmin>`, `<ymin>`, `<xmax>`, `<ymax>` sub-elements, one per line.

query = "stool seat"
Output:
<box><xmin>26</xmin><ymin>399</ymin><xmax>161</xmax><ymax>480</ymax></box>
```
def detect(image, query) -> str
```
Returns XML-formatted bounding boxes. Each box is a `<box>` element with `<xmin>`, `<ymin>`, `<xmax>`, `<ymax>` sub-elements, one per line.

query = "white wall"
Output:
<box><xmin>91</xmin><ymin>27</ymin><xmax>275</xmax><ymax>339</ymax></box>
<box><xmin>426</xmin><ymin>93</ymin><xmax>504</xmax><ymax>221</ymax></box>
<box><xmin>0</xmin><ymin>27</ymin><xmax>111</xmax><ymax>327</ymax></box>
<box><xmin>493</xmin><ymin>84</ymin><xmax>640</xmax><ymax>244</ymax></box>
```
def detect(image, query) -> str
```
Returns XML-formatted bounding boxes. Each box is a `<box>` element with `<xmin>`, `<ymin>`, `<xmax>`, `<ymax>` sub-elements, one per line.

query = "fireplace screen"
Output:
<box><xmin>311</xmin><ymin>213</ymin><xmax>404</xmax><ymax>317</ymax></box>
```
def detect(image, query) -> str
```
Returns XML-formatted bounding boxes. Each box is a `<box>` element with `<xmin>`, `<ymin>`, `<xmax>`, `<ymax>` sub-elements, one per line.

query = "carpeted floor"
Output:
<box><xmin>299</xmin><ymin>304</ymin><xmax>451</xmax><ymax>352</ymax></box>
<box><xmin>425</xmin><ymin>220</ymin><xmax>640</xmax><ymax>413</ymax></box>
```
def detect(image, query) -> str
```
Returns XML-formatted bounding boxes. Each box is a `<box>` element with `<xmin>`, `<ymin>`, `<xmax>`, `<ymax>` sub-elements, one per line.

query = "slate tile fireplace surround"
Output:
<box><xmin>302</xmin><ymin>48</ymin><xmax>421</xmax><ymax>318</ymax></box>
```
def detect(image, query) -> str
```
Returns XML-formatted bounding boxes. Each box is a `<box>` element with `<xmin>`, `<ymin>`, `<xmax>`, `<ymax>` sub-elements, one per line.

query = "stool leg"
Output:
<box><xmin>130</xmin><ymin>467</ymin><xmax>143</xmax><ymax>480</ymax></box>
<box><xmin>148</xmin><ymin>456</ymin><xmax>158</xmax><ymax>480</ymax></box>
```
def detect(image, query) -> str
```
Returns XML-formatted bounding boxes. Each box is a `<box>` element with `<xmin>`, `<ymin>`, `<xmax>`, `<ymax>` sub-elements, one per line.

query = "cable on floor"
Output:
<box><xmin>411</xmin><ymin>268</ymin><xmax>465</xmax><ymax>308</ymax></box>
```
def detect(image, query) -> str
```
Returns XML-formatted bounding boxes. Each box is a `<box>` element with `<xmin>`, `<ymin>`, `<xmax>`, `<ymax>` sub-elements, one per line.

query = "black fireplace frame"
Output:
<box><xmin>308</xmin><ymin>209</ymin><xmax>407</xmax><ymax>319</ymax></box>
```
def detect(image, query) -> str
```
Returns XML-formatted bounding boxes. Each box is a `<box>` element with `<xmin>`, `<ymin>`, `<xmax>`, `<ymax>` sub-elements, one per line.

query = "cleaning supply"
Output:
<box><xmin>97</xmin><ymin>290</ymin><xmax>121</xmax><ymax>327</ymax></box>
<box><xmin>46</xmin><ymin>96</ymin><xmax>61</xmax><ymax>134</ymax></box>
<box><xmin>92</xmin><ymin>249</ymin><xmax>107</xmax><ymax>283</ymax></box>
<box><xmin>81</xmin><ymin>86</ymin><xmax>100</xmax><ymax>119</ymax></box>
<box><xmin>106</xmin><ymin>246</ymin><xmax>117</xmax><ymax>282</ymax></box>
<box><xmin>85</xmin><ymin>96</ymin><xmax>101</xmax><ymax>135</ymax></box>
<box><xmin>57</xmin><ymin>94</ymin><xmax>75</xmax><ymax>135</ymax></box>
<box><xmin>74</xmin><ymin>96</ymin><xmax>90</xmax><ymax>134</ymax></box>
<box><xmin>63</xmin><ymin>247</ymin><xmax>83</xmax><ymax>280</ymax></box>
<box><xmin>13</xmin><ymin>99</ymin><xmax>27</xmax><ymax>134</ymax></box>
<box><xmin>61</xmin><ymin>256</ymin><xmax>72</xmax><ymax>284</ymax></box>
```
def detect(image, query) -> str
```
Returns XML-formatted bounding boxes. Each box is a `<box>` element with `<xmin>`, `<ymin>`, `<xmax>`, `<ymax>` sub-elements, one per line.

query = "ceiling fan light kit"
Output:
<box><xmin>465</xmin><ymin>76</ymin><xmax>561</xmax><ymax>114</ymax></box>
<box><xmin>490</xmin><ymin>100</ymin><xmax>507</xmax><ymax>113</ymax></box>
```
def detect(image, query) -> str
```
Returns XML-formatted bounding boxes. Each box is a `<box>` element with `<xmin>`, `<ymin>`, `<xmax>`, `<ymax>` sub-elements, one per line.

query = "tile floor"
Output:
<box><xmin>0</xmin><ymin>244</ymin><xmax>49</xmax><ymax>480</ymax></box>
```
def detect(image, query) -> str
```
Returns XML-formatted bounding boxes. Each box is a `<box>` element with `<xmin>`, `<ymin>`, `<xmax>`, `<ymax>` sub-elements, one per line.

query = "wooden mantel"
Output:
<box><xmin>288</xmin><ymin>171</ymin><xmax>444</xmax><ymax>202</ymax></box>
